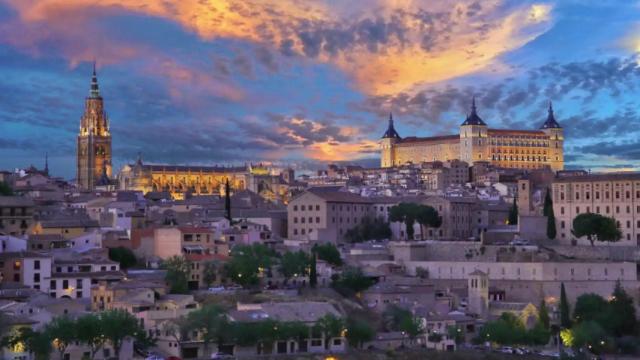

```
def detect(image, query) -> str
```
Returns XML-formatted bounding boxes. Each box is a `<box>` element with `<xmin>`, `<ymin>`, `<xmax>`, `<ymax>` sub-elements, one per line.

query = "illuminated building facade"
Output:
<box><xmin>77</xmin><ymin>65</ymin><xmax>112</xmax><ymax>190</ymax></box>
<box><xmin>118</xmin><ymin>158</ymin><xmax>248</xmax><ymax>199</ymax></box>
<box><xmin>380</xmin><ymin>99</ymin><xmax>564</xmax><ymax>171</ymax></box>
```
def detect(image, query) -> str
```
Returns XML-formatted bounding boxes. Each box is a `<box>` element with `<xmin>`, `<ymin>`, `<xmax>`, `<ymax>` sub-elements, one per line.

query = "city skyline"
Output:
<box><xmin>1</xmin><ymin>1</ymin><xmax>640</xmax><ymax>178</ymax></box>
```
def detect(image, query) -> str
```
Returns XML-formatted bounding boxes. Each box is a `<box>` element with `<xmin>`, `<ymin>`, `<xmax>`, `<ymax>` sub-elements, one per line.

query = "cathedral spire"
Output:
<box><xmin>382</xmin><ymin>112</ymin><xmax>401</xmax><ymax>139</ymax></box>
<box><xmin>89</xmin><ymin>61</ymin><xmax>100</xmax><ymax>98</ymax></box>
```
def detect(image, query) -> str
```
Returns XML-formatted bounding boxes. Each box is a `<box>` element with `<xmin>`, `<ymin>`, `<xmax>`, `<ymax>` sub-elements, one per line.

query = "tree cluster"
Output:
<box><xmin>108</xmin><ymin>246</ymin><xmax>137</xmax><ymax>269</ymax></box>
<box><xmin>389</xmin><ymin>203</ymin><xmax>442</xmax><ymax>240</ymax></box>
<box><xmin>477</xmin><ymin>312</ymin><xmax>549</xmax><ymax>346</ymax></box>
<box><xmin>311</xmin><ymin>243</ymin><xmax>343</xmax><ymax>266</ymax></box>
<box><xmin>344</xmin><ymin>216</ymin><xmax>392</xmax><ymax>243</ymax></box>
<box><xmin>0</xmin><ymin>182</ymin><xmax>13</xmax><ymax>196</ymax></box>
<box><xmin>560</xmin><ymin>281</ymin><xmax>637</xmax><ymax>354</ymax></box>
<box><xmin>6</xmin><ymin>309</ymin><xmax>149</xmax><ymax>360</ymax></box>
<box><xmin>382</xmin><ymin>305</ymin><xmax>423</xmax><ymax>340</ymax></box>
<box><xmin>331</xmin><ymin>266</ymin><xmax>376</xmax><ymax>297</ymax></box>
<box><xmin>174</xmin><ymin>306</ymin><xmax>373</xmax><ymax>354</ymax></box>
<box><xmin>572</xmin><ymin>213</ymin><xmax>622</xmax><ymax>246</ymax></box>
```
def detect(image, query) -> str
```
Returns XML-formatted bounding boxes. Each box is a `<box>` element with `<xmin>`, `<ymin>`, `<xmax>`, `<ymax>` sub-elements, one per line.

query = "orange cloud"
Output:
<box><xmin>305</xmin><ymin>139</ymin><xmax>379</xmax><ymax>162</ymax></box>
<box><xmin>3</xmin><ymin>1</ymin><xmax>553</xmax><ymax>96</ymax></box>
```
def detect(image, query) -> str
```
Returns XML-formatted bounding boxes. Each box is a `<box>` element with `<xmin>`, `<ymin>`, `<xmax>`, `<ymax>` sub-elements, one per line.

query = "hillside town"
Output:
<box><xmin>1</xmin><ymin>151</ymin><xmax>639</xmax><ymax>359</ymax></box>
<box><xmin>3</xmin><ymin>2</ymin><xmax>640</xmax><ymax>360</ymax></box>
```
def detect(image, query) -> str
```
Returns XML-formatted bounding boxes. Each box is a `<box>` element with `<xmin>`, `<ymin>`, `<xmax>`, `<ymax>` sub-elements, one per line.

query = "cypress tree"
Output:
<box><xmin>544</xmin><ymin>188</ymin><xmax>557</xmax><ymax>239</ymax></box>
<box><xmin>560</xmin><ymin>283</ymin><xmax>571</xmax><ymax>328</ymax></box>
<box><xmin>508</xmin><ymin>196</ymin><xmax>518</xmax><ymax>225</ymax></box>
<box><xmin>224</xmin><ymin>179</ymin><xmax>231</xmax><ymax>222</ymax></box>
<box><xmin>309</xmin><ymin>254</ymin><xmax>318</xmax><ymax>288</ymax></box>
<box><xmin>539</xmin><ymin>299</ymin><xmax>550</xmax><ymax>329</ymax></box>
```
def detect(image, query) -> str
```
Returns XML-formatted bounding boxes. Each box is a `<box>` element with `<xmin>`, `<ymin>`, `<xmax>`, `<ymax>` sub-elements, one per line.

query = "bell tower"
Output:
<box><xmin>540</xmin><ymin>102</ymin><xmax>564</xmax><ymax>171</ymax></box>
<box><xmin>380</xmin><ymin>113</ymin><xmax>401</xmax><ymax>168</ymax></box>
<box><xmin>77</xmin><ymin>63</ymin><xmax>112</xmax><ymax>191</ymax></box>
<box><xmin>459</xmin><ymin>97</ymin><xmax>489</xmax><ymax>165</ymax></box>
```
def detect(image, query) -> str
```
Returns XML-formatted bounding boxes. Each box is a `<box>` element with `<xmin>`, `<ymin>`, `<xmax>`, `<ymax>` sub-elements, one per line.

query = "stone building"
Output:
<box><xmin>552</xmin><ymin>172</ymin><xmax>640</xmax><ymax>246</ymax></box>
<box><xmin>77</xmin><ymin>64</ymin><xmax>112</xmax><ymax>191</ymax></box>
<box><xmin>287</xmin><ymin>187</ymin><xmax>373</xmax><ymax>243</ymax></box>
<box><xmin>0</xmin><ymin>196</ymin><xmax>34</xmax><ymax>236</ymax></box>
<box><xmin>380</xmin><ymin>100</ymin><xmax>564</xmax><ymax>171</ymax></box>
<box><xmin>117</xmin><ymin>157</ymin><xmax>248</xmax><ymax>200</ymax></box>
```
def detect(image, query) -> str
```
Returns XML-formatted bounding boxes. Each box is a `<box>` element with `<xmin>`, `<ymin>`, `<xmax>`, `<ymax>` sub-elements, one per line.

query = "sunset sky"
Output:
<box><xmin>1</xmin><ymin>0</ymin><xmax>640</xmax><ymax>178</ymax></box>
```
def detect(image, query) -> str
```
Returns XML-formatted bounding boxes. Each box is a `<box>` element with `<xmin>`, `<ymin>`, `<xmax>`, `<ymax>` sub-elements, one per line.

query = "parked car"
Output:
<box><xmin>208</xmin><ymin>286</ymin><xmax>226</xmax><ymax>293</ymax></box>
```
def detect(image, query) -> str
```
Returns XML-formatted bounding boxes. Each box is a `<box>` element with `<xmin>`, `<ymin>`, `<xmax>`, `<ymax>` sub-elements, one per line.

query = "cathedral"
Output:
<box><xmin>76</xmin><ymin>64</ymin><xmax>112</xmax><ymax>191</ymax></box>
<box><xmin>380</xmin><ymin>99</ymin><xmax>564</xmax><ymax>171</ymax></box>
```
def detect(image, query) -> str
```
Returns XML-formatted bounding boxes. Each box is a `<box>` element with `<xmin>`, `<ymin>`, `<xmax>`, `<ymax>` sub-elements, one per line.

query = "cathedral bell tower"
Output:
<box><xmin>77</xmin><ymin>63</ymin><xmax>112</xmax><ymax>191</ymax></box>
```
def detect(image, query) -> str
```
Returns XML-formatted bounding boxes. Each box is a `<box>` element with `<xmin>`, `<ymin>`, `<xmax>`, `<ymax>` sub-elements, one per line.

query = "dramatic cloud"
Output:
<box><xmin>2</xmin><ymin>1</ymin><xmax>640</xmax><ymax>175</ymax></box>
<box><xmin>1</xmin><ymin>0</ymin><xmax>553</xmax><ymax>95</ymax></box>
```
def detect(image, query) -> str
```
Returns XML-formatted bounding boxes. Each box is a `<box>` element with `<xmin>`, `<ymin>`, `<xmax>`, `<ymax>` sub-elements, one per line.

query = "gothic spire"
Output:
<box><xmin>44</xmin><ymin>153</ymin><xmax>49</xmax><ymax>176</ymax></box>
<box><xmin>89</xmin><ymin>61</ymin><xmax>100</xmax><ymax>98</ymax></box>
<box><xmin>540</xmin><ymin>101</ymin><xmax>562</xmax><ymax>129</ymax></box>
<box><xmin>381</xmin><ymin>112</ymin><xmax>401</xmax><ymax>139</ymax></box>
<box><xmin>461</xmin><ymin>96</ymin><xmax>487</xmax><ymax>126</ymax></box>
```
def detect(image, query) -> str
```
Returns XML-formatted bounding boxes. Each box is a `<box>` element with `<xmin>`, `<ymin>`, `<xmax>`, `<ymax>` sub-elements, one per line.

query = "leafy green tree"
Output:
<box><xmin>279</xmin><ymin>250</ymin><xmax>309</xmax><ymax>282</ymax></box>
<box><xmin>75</xmin><ymin>314</ymin><xmax>107</xmax><ymax>360</ymax></box>
<box><xmin>399</xmin><ymin>313</ymin><xmax>424</xmax><ymax>341</ymax></box>
<box><xmin>8</xmin><ymin>327</ymin><xmax>52</xmax><ymax>360</ymax></box>
<box><xmin>163</xmin><ymin>255</ymin><xmax>191</xmax><ymax>294</ymax></box>
<box><xmin>389</xmin><ymin>202</ymin><xmax>420</xmax><ymax>240</ymax></box>
<box><xmin>415</xmin><ymin>205</ymin><xmax>442</xmax><ymax>240</ymax></box>
<box><xmin>108</xmin><ymin>247</ymin><xmax>137</xmax><ymax>269</ymax></box>
<box><xmin>478</xmin><ymin>312</ymin><xmax>527</xmax><ymax>345</ymax></box>
<box><xmin>314</xmin><ymin>314</ymin><xmax>345</xmax><ymax>349</ymax></box>
<box><xmin>309</xmin><ymin>254</ymin><xmax>317</xmax><ymax>288</ymax></box>
<box><xmin>345</xmin><ymin>317</ymin><xmax>374</xmax><ymax>349</ymax></box>
<box><xmin>528</xmin><ymin>322</ymin><xmax>551</xmax><ymax>346</ymax></box>
<box><xmin>606</xmin><ymin>281</ymin><xmax>637</xmax><ymax>337</ymax></box>
<box><xmin>569</xmin><ymin>321</ymin><xmax>608</xmax><ymax>353</ymax></box>
<box><xmin>44</xmin><ymin>316</ymin><xmax>76</xmax><ymax>360</ymax></box>
<box><xmin>202</xmin><ymin>260</ymin><xmax>220</xmax><ymax>288</ymax></box>
<box><xmin>447</xmin><ymin>325</ymin><xmax>465</xmax><ymax>344</ymax></box>
<box><xmin>560</xmin><ymin>283</ymin><xmax>572</xmax><ymax>329</ymax></box>
<box><xmin>100</xmin><ymin>309</ymin><xmax>146</xmax><ymax>358</ymax></box>
<box><xmin>345</xmin><ymin>216</ymin><xmax>392</xmax><ymax>243</ymax></box>
<box><xmin>311</xmin><ymin>243</ymin><xmax>342</xmax><ymax>266</ymax></box>
<box><xmin>573</xmin><ymin>293</ymin><xmax>608</xmax><ymax>325</ymax></box>
<box><xmin>544</xmin><ymin>188</ymin><xmax>557</xmax><ymax>239</ymax></box>
<box><xmin>508</xmin><ymin>197</ymin><xmax>518</xmax><ymax>225</ymax></box>
<box><xmin>185</xmin><ymin>304</ymin><xmax>228</xmax><ymax>356</ymax></box>
<box><xmin>224</xmin><ymin>244</ymin><xmax>277</xmax><ymax>288</ymax></box>
<box><xmin>331</xmin><ymin>267</ymin><xmax>375</xmax><ymax>297</ymax></box>
<box><xmin>0</xmin><ymin>182</ymin><xmax>13</xmax><ymax>196</ymax></box>
<box><xmin>539</xmin><ymin>300</ymin><xmax>550</xmax><ymax>330</ymax></box>
<box><xmin>572</xmin><ymin>213</ymin><xmax>622</xmax><ymax>246</ymax></box>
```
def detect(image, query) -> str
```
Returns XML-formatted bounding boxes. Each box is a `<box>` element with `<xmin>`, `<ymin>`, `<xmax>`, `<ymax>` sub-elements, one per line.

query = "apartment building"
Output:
<box><xmin>0</xmin><ymin>251</ymin><xmax>52</xmax><ymax>292</ymax></box>
<box><xmin>287</xmin><ymin>187</ymin><xmax>374</xmax><ymax>243</ymax></box>
<box><xmin>0</xmin><ymin>196</ymin><xmax>34</xmax><ymax>236</ymax></box>
<box><xmin>552</xmin><ymin>173</ymin><xmax>640</xmax><ymax>246</ymax></box>
<box><xmin>134</xmin><ymin>226</ymin><xmax>217</xmax><ymax>260</ymax></box>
